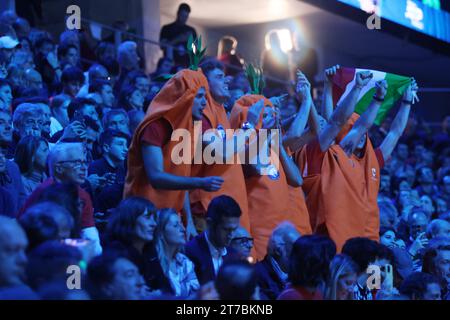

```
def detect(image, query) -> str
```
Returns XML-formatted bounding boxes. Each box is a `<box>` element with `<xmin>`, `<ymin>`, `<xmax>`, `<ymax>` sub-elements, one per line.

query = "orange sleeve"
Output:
<box><xmin>140</xmin><ymin>118</ymin><xmax>173</xmax><ymax>147</ymax></box>
<box><xmin>375</xmin><ymin>148</ymin><xmax>385</xmax><ymax>168</ymax></box>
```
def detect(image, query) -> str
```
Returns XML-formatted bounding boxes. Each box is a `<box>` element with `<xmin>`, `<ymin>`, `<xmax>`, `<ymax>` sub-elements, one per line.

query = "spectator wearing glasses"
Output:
<box><xmin>229</xmin><ymin>226</ymin><xmax>253</xmax><ymax>261</ymax></box>
<box><xmin>255</xmin><ymin>222</ymin><xmax>300</xmax><ymax>300</ymax></box>
<box><xmin>19</xmin><ymin>142</ymin><xmax>101</xmax><ymax>255</ymax></box>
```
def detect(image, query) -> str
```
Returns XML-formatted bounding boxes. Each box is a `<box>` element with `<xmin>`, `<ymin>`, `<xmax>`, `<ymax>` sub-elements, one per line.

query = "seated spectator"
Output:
<box><xmin>420</xmin><ymin>194</ymin><xmax>436</xmax><ymax>219</ymax></box>
<box><xmin>26</xmin><ymin>241</ymin><xmax>83</xmax><ymax>293</ymax></box>
<box><xmin>19</xmin><ymin>206</ymin><xmax>59</xmax><ymax>251</ymax></box>
<box><xmin>278</xmin><ymin>235</ymin><xmax>336</xmax><ymax>300</ymax></box>
<box><xmin>86</xmin><ymin>251</ymin><xmax>145</xmax><ymax>300</ymax></box>
<box><xmin>185</xmin><ymin>195</ymin><xmax>241</xmax><ymax>285</ymax></box>
<box><xmin>0</xmin><ymin>79</ymin><xmax>13</xmax><ymax>111</ymax></box>
<box><xmin>122</xmin><ymin>70</ymin><xmax>150</xmax><ymax>98</ymax></box>
<box><xmin>406</xmin><ymin>209</ymin><xmax>429</xmax><ymax>261</ymax></box>
<box><xmin>23</xmin><ymin>68</ymin><xmax>44</xmax><ymax>94</ymax></box>
<box><xmin>380</xmin><ymin>226</ymin><xmax>397</xmax><ymax>249</ymax></box>
<box><xmin>60</xmin><ymin>66</ymin><xmax>84</xmax><ymax>98</ymax></box>
<box><xmin>57</xmin><ymin>43</ymin><xmax>79</xmax><ymax>70</ymax></box>
<box><xmin>20</xmin><ymin>142</ymin><xmax>101</xmax><ymax>255</ymax></box>
<box><xmin>67</xmin><ymin>97</ymin><xmax>99</xmax><ymax>124</ymax></box>
<box><xmin>95</xmin><ymin>42</ymin><xmax>116</xmax><ymax>65</ymax></box>
<box><xmin>118</xmin><ymin>85</ymin><xmax>144</xmax><ymax>112</ymax></box>
<box><xmin>104</xmin><ymin>197</ymin><xmax>157</xmax><ymax>274</ymax></box>
<box><xmin>325</xmin><ymin>254</ymin><xmax>358</xmax><ymax>300</ymax></box>
<box><xmin>88</xmin><ymin>129</ymin><xmax>128</xmax><ymax>213</ymax></box>
<box><xmin>229</xmin><ymin>226</ymin><xmax>253</xmax><ymax>261</ymax></box>
<box><xmin>0</xmin><ymin>216</ymin><xmax>38</xmax><ymax>299</ymax></box>
<box><xmin>150</xmin><ymin>57</ymin><xmax>174</xmax><ymax>81</ymax></box>
<box><xmin>426</xmin><ymin>219</ymin><xmax>450</xmax><ymax>239</ymax></box>
<box><xmin>22</xmin><ymin>202</ymin><xmax>73</xmax><ymax>240</ymax></box>
<box><xmin>102</xmin><ymin>108</ymin><xmax>130</xmax><ymax>136</ymax></box>
<box><xmin>14</xmin><ymin>135</ymin><xmax>49</xmax><ymax>198</ymax></box>
<box><xmin>36</xmin><ymin>183</ymin><xmax>82</xmax><ymax>237</ymax></box>
<box><xmin>89</xmin><ymin>79</ymin><xmax>115</xmax><ymax>115</ymax></box>
<box><xmin>49</xmin><ymin>94</ymin><xmax>71</xmax><ymax>136</ymax></box>
<box><xmin>33</xmin><ymin>37</ymin><xmax>61</xmax><ymax>91</ymax></box>
<box><xmin>422</xmin><ymin>236</ymin><xmax>450</xmax><ymax>299</ymax></box>
<box><xmin>146</xmin><ymin>208</ymin><xmax>199</xmax><ymax>297</ymax></box>
<box><xmin>215</xmin><ymin>261</ymin><xmax>258</xmax><ymax>300</ymax></box>
<box><xmin>342</xmin><ymin>237</ymin><xmax>384</xmax><ymax>300</ymax></box>
<box><xmin>415</xmin><ymin>166</ymin><xmax>439</xmax><ymax>197</ymax></box>
<box><xmin>0</xmin><ymin>145</ymin><xmax>26</xmax><ymax>216</ymax></box>
<box><xmin>399</xmin><ymin>272</ymin><xmax>442</xmax><ymax>300</ymax></box>
<box><xmin>12</xmin><ymin>103</ymin><xmax>43</xmax><ymax>145</ymax></box>
<box><xmin>255</xmin><ymin>222</ymin><xmax>300</xmax><ymax>300</ymax></box>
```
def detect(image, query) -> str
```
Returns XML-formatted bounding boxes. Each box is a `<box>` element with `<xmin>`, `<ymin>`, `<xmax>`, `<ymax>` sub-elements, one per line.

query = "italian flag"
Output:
<box><xmin>331</xmin><ymin>67</ymin><xmax>411</xmax><ymax>125</ymax></box>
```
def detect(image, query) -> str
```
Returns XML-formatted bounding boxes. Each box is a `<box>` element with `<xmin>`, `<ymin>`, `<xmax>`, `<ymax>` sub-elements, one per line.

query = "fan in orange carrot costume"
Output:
<box><xmin>188</xmin><ymin>58</ymin><xmax>266</xmax><ymax>234</ymax></box>
<box><xmin>293</xmin><ymin>66</ymin><xmax>419</xmax><ymax>251</ymax></box>
<box><xmin>228</xmin><ymin>65</ymin><xmax>309</xmax><ymax>261</ymax></box>
<box><xmin>124</xmin><ymin>36</ymin><xmax>225</xmax><ymax>236</ymax></box>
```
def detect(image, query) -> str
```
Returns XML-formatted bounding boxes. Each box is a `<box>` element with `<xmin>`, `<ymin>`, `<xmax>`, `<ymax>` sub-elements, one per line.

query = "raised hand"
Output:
<box><xmin>200</xmin><ymin>176</ymin><xmax>224</xmax><ymax>192</ymax></box>
<box><xmin>355</xmin><ymin>71</ymin><xmax>373</xmax><ymax>88</ymax></box>
<box><xmin>324</xmin><ymin>64</ymin><xmax>340</xmax><ymax>83</ymax></box>
<box><xmin>295</xmin><ymin>70</ymin><xmax>312</xmax><ymax>102</ymax></box>
<box><xmin>403</xmin><ymin>78</ymin><xmax>419</xmax><ymax>103</ymax></box>
<box><xmin>246</xmin><ymin>98</ymin><xmax>265</xmax><ymax>127</ymax></box>
<box><xmin>269</xmin><ymin>94</ymin><xmax>288</xmax><ymax>109</ymax></box>
<box><xmin>374</xmin><ymin>80</ymin><xmax>388</xmax><ymax>100</ymax></box>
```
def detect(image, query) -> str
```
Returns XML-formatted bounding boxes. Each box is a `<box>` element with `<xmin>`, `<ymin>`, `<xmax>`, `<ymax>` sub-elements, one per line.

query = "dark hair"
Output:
<box><xmin>19</xmin><ymin>210</ymin><xmax>59</xmax><ymax>251</ymax></box>
<box><xmin>422</xmin><ymin>237</ymin><xmax>450</xmax><ymax>275</ymax></box>
<box><xmin>86</xmin><ymin>251</ymin><xmax>126</xmax><ymax>299</ymax></box>
<box><xmin>67</xmin><ymin>97</ymin><xmax>97</xmax><ymax>120</ymax></box>
<box><xmin>342</xmin><ymin>237</ymin><xmax>381</xmax><ymax>273</ymax></box>
<box><xmin>57</xmin><ymin>43</ymin><xmax>78</xmax><ymax>59</ymax></box>
<box><xmin>118</xmin><ymin>85</ymin><xmax>140</xmax><ymax>111</ymax></box>
<box><xmin>379</xmin><ymin>226</ymin><xmax>396</xmax><ymax>237</ymax></box>
<box><xmin>37</xmin><ymin>182</ymin><xmax>81</xmax><ymax>237</ymax></box>
<box><xmin>106</xmin><ymin>197</ymin><xmax>157</xmax><ymax>246</ymax></box>
<box><xmin>122</xmin><ymin>70</ymin><xmax>148</xmax><ymax>89</ymax></box>
<box><xmin>89</xmin><ymin>79</ymin><xmax>112</xmax><ymax>94</ymax></box>
<box><xmin>199</xmin><ymin>58</ymin><xmax>225</xmax><ymax>78</ymax></box>
<box><xmin>26</xmin><ymin>241</ymin><xmax>82</xmax><ymax>290</ymax></box>
<box><xmin>215</xmin><ymin>260</ymin><xmax>257</xmax><ymax>300</ymax></box>
<box><xmin>206</xmin><ymin>195</ymin><xmax>241</xmax><ymax>226</ymax></box>
<box><xmin>100</xmin><ymin>57</ymin><xmax>120</xmax><ymax>77</ymax></box>
<box><xmin>34</xmin><ymin>37</ymin><xmax>53</xmax><ymax>52</ymax></box>
<box><xmin>95</xmin><ymin>42</ymin><xmax>115</xmax><ymax>61</ymax></box>
<box><xmin>88</xmin><ymin>64</ymin><xmax>108</xmax><ymax>82</ymax></box>
<box><xmin>178</xmin><ymin>3</ymin><xmax>191</xmax><ymax>13</ymax></box>
<box><xmin>99</xmin><ymin>129</ymin><xmax>129</xmax><ymax>148</ymax></box>
<box><xmin>102</xmin><ymin>108</ymin><xmax>129</xmax><ymax>128</ymax></box>
<box><xmin>399</xmin><ymin>272</ymin><xmax>440</xmax><ymax>300</ymax></box>
<box><xmin>288</xmin><ymin>235</ymin><xmax>335</xmax><ymax>288</ymax></box>
<box><xmin>61</xmin><ymin>66</ymin><xmax>84</xmax><ymax>85</ymax></box>
<box><xmin>82</xmin><ymin>115</ymin><xmax>100</xmax><ymax>132</ymax></box>
<box><xmin>14</xmin><ymin>135</ymin><xmax>48</xmax><ymax>175</ymax></box>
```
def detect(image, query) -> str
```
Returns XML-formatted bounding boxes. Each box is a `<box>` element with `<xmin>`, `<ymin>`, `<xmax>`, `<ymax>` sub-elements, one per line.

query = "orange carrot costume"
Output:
<box><xmin>229</xmin><ymin>94</ymin><xmax>310</xmax><ymax>260</ymax></box>
<box><xmin>298</xmin><ymin>113</ymin><xmax>383</xmax><ymax>251</ymax></box>
<box><xmin>124</xmin><ymin>69</ymin><xmax>209</xmax><ymax>212</ymax></box>
<box><xmin>189</xmin><ymin>96</ymin><xmax>251</xmax><ymax>231</ymax></box>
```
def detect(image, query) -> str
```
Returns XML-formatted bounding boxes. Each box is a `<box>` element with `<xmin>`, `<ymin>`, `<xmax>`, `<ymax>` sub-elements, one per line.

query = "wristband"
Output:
<box><xmin>373</xmin><ymin>95</ymin><xmax>384</xmax><ymax>103</ymax></box>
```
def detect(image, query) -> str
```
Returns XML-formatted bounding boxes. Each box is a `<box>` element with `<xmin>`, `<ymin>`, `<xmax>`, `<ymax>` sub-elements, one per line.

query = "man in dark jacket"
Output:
<box><xmin>185</xmin><ymin>195</ymin><xmax>241</xmax><ymax>285</ymax></box>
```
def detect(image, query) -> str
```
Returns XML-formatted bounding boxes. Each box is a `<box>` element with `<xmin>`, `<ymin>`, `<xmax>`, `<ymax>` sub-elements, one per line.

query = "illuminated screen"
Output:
<box><xmin>337</xmin><ymin>0</ymin><xmax>450</xmax><ymax>43</ymax></box>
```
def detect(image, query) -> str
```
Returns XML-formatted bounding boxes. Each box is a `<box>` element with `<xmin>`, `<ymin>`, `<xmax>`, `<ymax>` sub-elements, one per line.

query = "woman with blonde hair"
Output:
<box><xmin>147</xmin><ymin>208</ymin><xmax>200</xmax><ymax>298</ymax></box>
<box><xmin>325</xmin><ymin>254</ymin><xmax>359</xmax><ymax>300</ymax></box>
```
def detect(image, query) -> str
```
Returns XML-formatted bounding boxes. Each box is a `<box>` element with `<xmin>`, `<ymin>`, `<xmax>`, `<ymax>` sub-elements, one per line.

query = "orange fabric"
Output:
<box><xmin>229</xmin><ymin>94</ymin><xmax>307</xmax><ymax>260</ymax></box>
<box><xmin>124</xmin><ymin>69</ymin><xmax>209</xmax><ymax>212</ymax></box>
<box><xmin>189</xmin><ymin>96</ymin><xmax>250</xmax><ymax>232</ymax></box>
<box><xmin>300</xmin><ymin>114</ymin><xmax>381</xmax><ymax>252</ymax></box>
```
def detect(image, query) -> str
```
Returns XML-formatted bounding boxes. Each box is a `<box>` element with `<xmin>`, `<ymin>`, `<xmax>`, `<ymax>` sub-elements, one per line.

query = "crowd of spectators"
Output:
<box><xmin>0</xmin><ymin>4</ymin><xmax>448</xmax><ymax>300</ymax></box>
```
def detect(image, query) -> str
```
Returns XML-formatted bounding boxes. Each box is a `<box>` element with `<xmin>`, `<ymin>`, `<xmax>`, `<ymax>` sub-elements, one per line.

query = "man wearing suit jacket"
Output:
<box><xmin>255</xmin><ymin>222</ymin><xmax>300</xmax><ymax>300</ymax></box>
<box><xmin>185</xmin><ymin>195</ymin><xmax>241</xmax><ymax>285</ymax></box>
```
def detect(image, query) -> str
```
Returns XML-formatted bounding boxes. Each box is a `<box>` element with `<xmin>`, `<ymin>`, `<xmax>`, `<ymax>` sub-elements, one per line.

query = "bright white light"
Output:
<box><xmin>265</xmin><ymin>29</ymin><xmax>293</xmax><ymax>53</ymax></box>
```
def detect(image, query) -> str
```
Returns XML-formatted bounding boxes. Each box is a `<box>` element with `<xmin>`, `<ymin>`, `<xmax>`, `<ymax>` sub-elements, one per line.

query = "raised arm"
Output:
<box><xmin>321</xmin><ymin>65</ymin><xmax>340</xmax><ymax>121</ymax></box>
<box><xmin>318</xmin><ymin>71</ymin><xmax>373</xmax><ymax>152</ymax></box>
<box><xmin>380</xmin><ymin>79</ymin><xmax>418</xmax><ymax>161</ymax></box>
<box><xmin>339</xmin><ymin>80</ymin><xmax>388</xmax><ymax>156</ymax></box>
<box><xmin>141</xmin><ymin>144</ymin><xmax>224</xmax><ymax>191</ymax></box>
<box><xmin>283</xmin><ymin>71</ymin><xmax>313</xmax><ymax>152</ymax></box>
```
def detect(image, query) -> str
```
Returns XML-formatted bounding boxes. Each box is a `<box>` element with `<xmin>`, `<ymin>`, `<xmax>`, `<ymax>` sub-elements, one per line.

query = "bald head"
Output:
<box><xmin>427</xmin><ymin>219</ymin><xmax>450</xmax><ymax>239</ymax></box>
<box><xmin>0</xmin><ymin>216</ymin><xmax>28</xmax><ymax>287</ymax></box>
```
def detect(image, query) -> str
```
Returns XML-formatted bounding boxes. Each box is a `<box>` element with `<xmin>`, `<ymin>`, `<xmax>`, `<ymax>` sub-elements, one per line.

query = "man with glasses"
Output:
<box><xmin>19</xmin><ymin>142</ymin><xmax>102</xmax><ymax>255</ymax></box>
<box><xmin>230</xmin><ymin>226</ymin><xmax>254</xmax><ymax>261</ymax></box>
